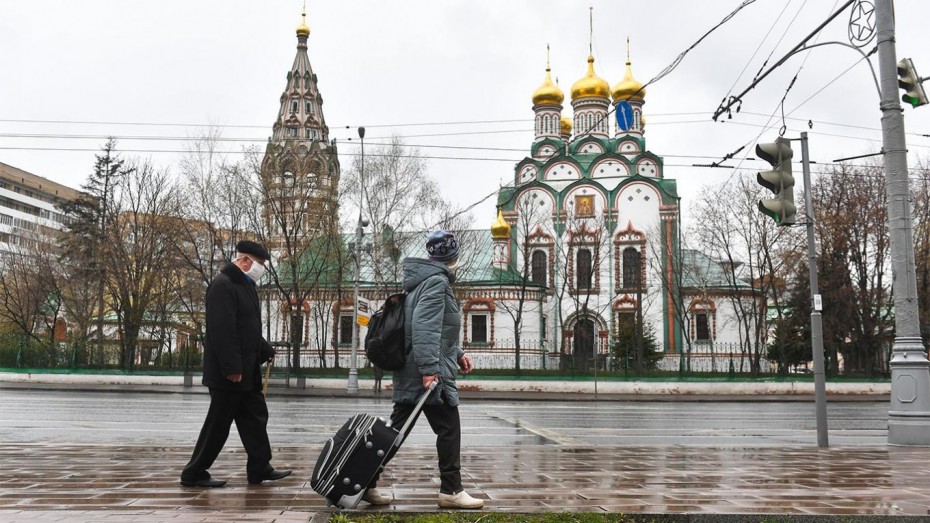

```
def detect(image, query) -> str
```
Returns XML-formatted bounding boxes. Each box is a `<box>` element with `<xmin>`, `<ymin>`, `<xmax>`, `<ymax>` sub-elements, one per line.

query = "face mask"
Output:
<box><xmin>244</xmin><ymin>258</ymin><xmax>266</xmax><ymax>282</ymax></box>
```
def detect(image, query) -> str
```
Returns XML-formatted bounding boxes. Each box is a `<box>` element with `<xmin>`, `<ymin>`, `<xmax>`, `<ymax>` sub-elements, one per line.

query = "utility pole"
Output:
<box><xmin>347</xmin><ymin>126</ymin><xmax>366</xmax><ymax>396</ymax></box>
<box><xmin>875</xmin><ymin>0</ymin><xmax>930</xmax><ymax>445</ymax></box>
<box><xmin>800</xmin><ymin>132</ymin><xmax>829</xmax><ymax>448</ymax></box>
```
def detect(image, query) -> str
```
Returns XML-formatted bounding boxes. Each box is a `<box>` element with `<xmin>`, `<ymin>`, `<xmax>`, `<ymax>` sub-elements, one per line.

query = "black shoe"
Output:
<box><xmin>248</xmin><ymin>468</ymin><xmax>292</xmax><ymax>484</ymax></box>
<box><xmin>180</xmin><ymin>477</ymin><xmax>227</xmax><ymax>488</ymax></box>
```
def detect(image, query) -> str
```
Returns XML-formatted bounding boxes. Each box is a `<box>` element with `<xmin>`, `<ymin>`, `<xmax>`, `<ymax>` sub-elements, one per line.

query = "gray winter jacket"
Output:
<box><xmin>392</xmin><ymin>258</ymin><xmax>465</xmax><ymax>406</ymax></box>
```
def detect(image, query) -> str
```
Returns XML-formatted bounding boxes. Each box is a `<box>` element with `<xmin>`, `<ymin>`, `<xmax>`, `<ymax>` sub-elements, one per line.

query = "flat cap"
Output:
<box><xmin>235</xmin><ymin>240</ymin><xmax>270</xmax><ymax>261</ymax></box>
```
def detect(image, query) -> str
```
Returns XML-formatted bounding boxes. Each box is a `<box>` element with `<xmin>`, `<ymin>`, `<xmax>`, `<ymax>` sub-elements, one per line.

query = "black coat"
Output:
<box><xmin>202</xmin><ymin>263</ymin><xmax>275</xmax><ymax>391</ymax></box>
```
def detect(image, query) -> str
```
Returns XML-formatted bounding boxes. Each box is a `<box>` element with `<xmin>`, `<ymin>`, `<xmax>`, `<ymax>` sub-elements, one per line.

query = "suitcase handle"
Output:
<box><xmin>394</xmin><ymin>380</ymin><xmax>437</xmax><ymax>447</ymax></box>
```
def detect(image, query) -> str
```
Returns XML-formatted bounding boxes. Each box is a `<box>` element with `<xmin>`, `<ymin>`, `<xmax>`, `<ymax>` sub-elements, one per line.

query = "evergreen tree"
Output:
<box><xmin>57</xmin><ymin>139</ymin><xmax>130</xmax><ymax>366</ymax></box>
<box><xmin>610</xmin><ymin>320</ymin><xmax>663</xmax><ymax>372</ymax></box>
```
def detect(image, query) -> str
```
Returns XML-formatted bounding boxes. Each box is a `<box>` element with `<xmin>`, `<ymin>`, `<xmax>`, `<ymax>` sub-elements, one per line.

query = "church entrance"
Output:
<box><xmin>573</xmin><ymin>318</ymin><xmax>595</xmax><ymax>372</ymax></box>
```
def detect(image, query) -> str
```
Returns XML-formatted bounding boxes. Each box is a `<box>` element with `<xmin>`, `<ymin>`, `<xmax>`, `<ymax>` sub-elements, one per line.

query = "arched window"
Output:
<box><xmin>576</xmin><ymin>249</ymin><xmax>592</xmax><ymax>289</ymax></box>
<box><xmin>622</xmin><ymin>247</ymin><xmax>642</xmax><ymax>289</ymax></box>
<box><xmin>531</xmin><ymin>250</ymin><xmax>547</xmax><ymax>286</ymax></box>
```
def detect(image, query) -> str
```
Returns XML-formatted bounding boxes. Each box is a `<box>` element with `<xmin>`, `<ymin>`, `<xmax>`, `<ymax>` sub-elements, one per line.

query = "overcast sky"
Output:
<box><xmin>2</xmin><ymin>0</ymin><xmax>929</xmax><ymax>229</ymax></box>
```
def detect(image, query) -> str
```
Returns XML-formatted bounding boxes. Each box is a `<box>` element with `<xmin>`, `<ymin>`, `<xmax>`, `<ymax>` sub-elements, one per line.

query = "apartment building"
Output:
<box><xmin>0</xmin><ymin>161</ymin><xmax>81</xmax><ymax>251</ymax></box>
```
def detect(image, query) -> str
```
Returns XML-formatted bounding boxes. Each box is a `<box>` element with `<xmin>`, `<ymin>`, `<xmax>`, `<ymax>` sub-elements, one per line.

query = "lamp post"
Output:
<box><xmin>875</xmin><ymin>0</ymin><xmax>930</xmax><ymax>445</ymax></box>
<box><xmin>347</xmin><ymin>126</ymin><xmax>367</xmax><ymax>395</ymax></box>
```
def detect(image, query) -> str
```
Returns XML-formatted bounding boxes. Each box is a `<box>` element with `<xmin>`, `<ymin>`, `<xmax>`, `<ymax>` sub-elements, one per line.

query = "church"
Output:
<box><xmin>260</xmin><ymin>12</ymin><xmax>760</xmax><ymax>373</ymax></box>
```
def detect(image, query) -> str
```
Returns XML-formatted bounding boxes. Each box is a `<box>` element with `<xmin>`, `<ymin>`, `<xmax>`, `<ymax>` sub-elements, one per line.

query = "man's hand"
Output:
<box><xmin>226</xmin><ymin>374</ymin><xmax>243</xmax><ymax>383</ymax></box>
<box><xmin>458</xmin><ymin>354</ymin><xmax>474</xmax><ymax>374</ymax></box>
<box><xmin>422</xmin><ymin>374</ymin><xmax>439</xmax><ymax>389</ymax></box>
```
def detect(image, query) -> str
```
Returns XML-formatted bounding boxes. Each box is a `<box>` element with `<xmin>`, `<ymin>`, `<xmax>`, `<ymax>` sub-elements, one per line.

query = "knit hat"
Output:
<box><xmin>426</xmin><ymin>230</ymin><xmax>459</xmax><ymax>263</ymax></box>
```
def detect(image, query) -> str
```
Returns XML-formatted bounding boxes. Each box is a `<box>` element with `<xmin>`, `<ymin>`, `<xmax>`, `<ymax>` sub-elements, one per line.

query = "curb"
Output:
<box><xmin>0</xmin><ymin>372</ymin><xmax>892</xmax><ymax>402</ymax></box>
<box><xmin>306</xmin><ymin>512</ymin><xmax>928</xmax><ymax>523</ymax></box>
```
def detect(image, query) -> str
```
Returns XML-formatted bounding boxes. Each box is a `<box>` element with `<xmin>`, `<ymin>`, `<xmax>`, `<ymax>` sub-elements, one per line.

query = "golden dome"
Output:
<box><xmin>571</xmin><ymin>55</ymin><xmax>610</xmax><ymax>100</ymax></box>
<box><xmin>491</xmin><ymin>209</ymin><xmax>511</xmax><ymax>240</ymax></box>
<box><xmin>612</xmin><ymin>60</ymin><xmax>645</xmax><ymax>102</ymax></box>
<box><xmin>640</xmin><ymin>114</ymin><xmax>646</xmax><ymax>129</ymax></box>
<box><xmin>296</xmin><ymin>10</ymin><xmax>310</xmax><ymax>37</ymax></box>
<box><xmin>560</xmin><ymin>115</ymin><xmax>573</xmax><ymax>134</ymax></box>
<box><xmin>532</xmin><ymin>67</ymin><xmax>564</xmax><ymax>106</ymax></box>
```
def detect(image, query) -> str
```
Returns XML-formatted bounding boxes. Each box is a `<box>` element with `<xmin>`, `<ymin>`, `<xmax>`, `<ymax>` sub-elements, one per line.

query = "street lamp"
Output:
<box><xmin>347</xmin><ymin>126</ymin><xmax>367</xmax><ymax>395</ymax></box>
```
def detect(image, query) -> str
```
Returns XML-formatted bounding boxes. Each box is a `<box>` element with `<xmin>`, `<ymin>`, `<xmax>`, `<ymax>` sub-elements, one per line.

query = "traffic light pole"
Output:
<box><xmin>876</xmin><ymin>0</ymin><xmax>930</xmax><ymax>445</ymax></box>
<box><xmin>800</xmin><ymin>132</ymin><xmax>829</xmax><ymax>448</ymax></box>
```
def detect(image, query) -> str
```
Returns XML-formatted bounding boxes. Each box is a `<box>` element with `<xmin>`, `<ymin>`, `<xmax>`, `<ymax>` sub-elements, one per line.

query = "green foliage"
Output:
<box><xmin>766</xmin><ymin>315</ymin><xmax>812</xmax><ymax>373</ymax></box>
<box><xmin>609</xmin><ymin>320</ymin><xmax>663</xmax><ymax>372</ymax></box>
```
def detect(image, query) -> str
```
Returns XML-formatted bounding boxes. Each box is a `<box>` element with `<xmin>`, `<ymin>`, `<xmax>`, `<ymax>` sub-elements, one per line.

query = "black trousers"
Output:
<box><xmin>371</xmin><ymin>397</ymin><xmax>463</xmax><ymax>494</ymax></box>
<box><xmin>181</xmin><ymin>387</ymin><xmax>272</xmax><ymax>480</ymax></box>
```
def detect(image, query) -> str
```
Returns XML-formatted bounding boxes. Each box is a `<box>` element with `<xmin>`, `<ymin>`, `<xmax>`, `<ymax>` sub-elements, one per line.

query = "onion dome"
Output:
<box><xmin>296</xmin><ymin>10</ymin><xmax>310</xmax><ymax>37</ymax></box>
<box><xmin>571</xmin><ymin>55</ymin><xmax>610</xmax><ymax>100</ymax></box>
<box><xmin>490</xmin><ymin>209</ymin><xmax>511</xmax><ymax>239</ymax></box>
<box><xmin>612</xmin><ymin>60</ymin><xmax>645</xmax><ymax>102</ymax></box>
<box><xmin>532</xmin><ymin>67</ymin><xmax>564</xmax><ymax>106</ymax></box>
<box><xmin>560</xmin><ymin>115</ymin><xmax>573</xmax><ymax>134</ymax></box>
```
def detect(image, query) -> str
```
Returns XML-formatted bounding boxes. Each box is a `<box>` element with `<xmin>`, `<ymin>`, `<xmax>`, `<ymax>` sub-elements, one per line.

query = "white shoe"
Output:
<box><xmin>362</xmin><ymin>487</ymin><xmax>392</xmax><ymax>505</ymax></box>
<box><xmin>438</xmin><ymin>490</ymin><xmax>484</xmax><ymax>509</ymax></box>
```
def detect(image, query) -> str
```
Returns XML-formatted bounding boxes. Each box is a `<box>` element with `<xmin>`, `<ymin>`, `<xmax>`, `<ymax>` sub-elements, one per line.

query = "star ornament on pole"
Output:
<box><xmin>848</xmin><ymin>0</ymin><xmax>876</xmax><ymax>48</ymax></box>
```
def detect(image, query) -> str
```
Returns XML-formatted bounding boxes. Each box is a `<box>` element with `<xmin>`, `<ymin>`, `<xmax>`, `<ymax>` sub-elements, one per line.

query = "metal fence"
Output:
<box><xmin>1</xmin><ymin>336</ymin><xmax>777</xmax><ymax>376</ymax></box>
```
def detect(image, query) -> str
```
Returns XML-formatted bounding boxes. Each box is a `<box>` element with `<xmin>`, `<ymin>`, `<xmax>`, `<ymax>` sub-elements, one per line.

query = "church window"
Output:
<box><xmin>286</xmin><ymin>127</ymin><xmax>296</xmax><ymax>138</ymax></box>
<box><xmin>576</xmin><ymin>248</ymin><xmax>592</xmax><ymax>290</ymax></box>
<box><xmin>339</xmin><ymin>315</ymin><xmax>353</xmax><ymax>345</ymax></box>
<box><xmin>531</xmin><ymin>250</ymin><xmax>547</xmax><ymax>286</ymax></box>
<box><xmin>305</xmin><ymin>100</ymin><xmax>313</xmax><ymax>114</ymax></box>
<box><xmin>695</xmin><ymin>313</ymin><xmax>710</xmax><ymax>342</ymax></box>
<box><xmin>304</xmin><ymin>73</ymin><xmax>311</xmax><ymax>89</ymax></box>
<box><xmin>622</xmin><ymin>247</ymin><xmax>642</xmax><ymax>289</ymax></box>
<box><xmin>471</xmin><ymin>314</ymin><xmax>488</xmax><ymax>344</ymax></box>
<box><xmin>291</xmin><ymin>100</ymin><xmax>299</xmax><ymax>113</ymax></box>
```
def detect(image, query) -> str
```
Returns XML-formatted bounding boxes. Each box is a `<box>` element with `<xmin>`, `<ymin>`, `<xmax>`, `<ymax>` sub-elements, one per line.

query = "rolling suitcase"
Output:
<box><xmin>310</xmin><ymin>381</ymin><xmax>436</xmax><ymax>509</ymax></box>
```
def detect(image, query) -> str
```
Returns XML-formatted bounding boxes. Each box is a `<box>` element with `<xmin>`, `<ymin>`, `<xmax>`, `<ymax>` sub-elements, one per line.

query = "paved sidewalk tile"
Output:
<box><xmin>2</xmin><ymin>444</ymin><xmax>930</xmax><ymax>521</ymax></box>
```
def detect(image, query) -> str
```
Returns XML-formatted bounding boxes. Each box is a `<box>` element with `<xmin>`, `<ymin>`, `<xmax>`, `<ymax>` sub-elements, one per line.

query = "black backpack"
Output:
<box><xmin>364</xmin><ymin>293</ymin><xmax>407</xmax><ymax>370</ymax></box>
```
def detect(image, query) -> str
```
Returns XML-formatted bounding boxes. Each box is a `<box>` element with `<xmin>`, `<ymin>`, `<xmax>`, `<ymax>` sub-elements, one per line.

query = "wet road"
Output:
<box><xmin>0</xmin><ymin>388</ymin><xmax>889</xmax><ymax>447</ymax></box>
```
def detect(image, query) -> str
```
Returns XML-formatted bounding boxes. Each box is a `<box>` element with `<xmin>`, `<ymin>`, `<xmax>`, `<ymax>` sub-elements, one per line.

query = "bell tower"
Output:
<box><xmin>261</xmin><ymin>4</ymin><xmax>340</xmax><ymax>246</ymax></box>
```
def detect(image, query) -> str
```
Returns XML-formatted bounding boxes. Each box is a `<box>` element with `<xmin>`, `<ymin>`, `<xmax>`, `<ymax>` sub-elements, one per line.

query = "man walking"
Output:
<box><xmin>180</xmin><ymin>240</ymin><xmax>291</xmax><ymax>488</ymax></box>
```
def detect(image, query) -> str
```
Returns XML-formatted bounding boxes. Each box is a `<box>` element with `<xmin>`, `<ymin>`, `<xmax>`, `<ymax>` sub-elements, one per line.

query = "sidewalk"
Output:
<box><xmin>1</xmin><ymin>443</ymin><xmax>929</xmax><ymax>522</ymax></box>
<box><xmin>0</xmin><ymin>371</ymin><xmax>892</xmax><ymax>401</ymax></box>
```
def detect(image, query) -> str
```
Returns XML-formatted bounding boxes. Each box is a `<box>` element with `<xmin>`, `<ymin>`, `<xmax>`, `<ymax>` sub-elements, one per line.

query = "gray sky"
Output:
<box><xmin>2</xmin><ymin>0</ymin><xmax>929</xmax><ymax>229</ymax></box>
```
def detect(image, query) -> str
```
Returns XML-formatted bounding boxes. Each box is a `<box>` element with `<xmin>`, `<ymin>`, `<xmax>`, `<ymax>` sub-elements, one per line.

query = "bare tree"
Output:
<box><xmin>0</xmin><ymin>242</ymin><xmax>60</xmax><ymax>348</ymax></box>
<box><xmin>105</xmin><ymin>160</ymin><xmax>181</xmax><ymax>370</ymax></box>
<box><xmin>493</xmin><ymin>192</ymin><xmax>550</xmax><ymax>373</ymax></box>
<box><xmin>913</xmin><ymin>159</ymin><xmax>930</xmax><ymax>346</ymax></box>
<box><xmin>690</xmin><ymin>175</ymin><xmax>800</xmax><ymax>374</ymax></box>
<box><xmin>812</xmin><ymin>162</ymin><xmax>892</xmax><ymax>376</ymax></box>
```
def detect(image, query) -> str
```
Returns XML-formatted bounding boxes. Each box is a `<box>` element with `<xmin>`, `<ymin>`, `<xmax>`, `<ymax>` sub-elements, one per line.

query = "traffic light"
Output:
<box><xmin>898</xmin><ymin>58</ymin><xmax>928</xmax><ymax>108</ymax></box>
<box><xmin>756</xmin><ymin>137</ymin><xmax>796</xmax><ymax>226</ymax></box>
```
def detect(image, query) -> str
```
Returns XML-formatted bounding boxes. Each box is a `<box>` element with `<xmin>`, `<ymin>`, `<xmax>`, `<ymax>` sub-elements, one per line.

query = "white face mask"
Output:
<box><xmin>244</xmin><ymin>257</ymin><xmax>266</xmax><ymax>282</ymax></box>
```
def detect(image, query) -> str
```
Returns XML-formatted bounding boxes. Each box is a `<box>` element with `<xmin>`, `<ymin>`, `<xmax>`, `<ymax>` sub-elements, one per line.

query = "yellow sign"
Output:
<box><xmin>357</xmin><ymin>297</ymin><xmax>372</xmax><ymax>327</ymax></box>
